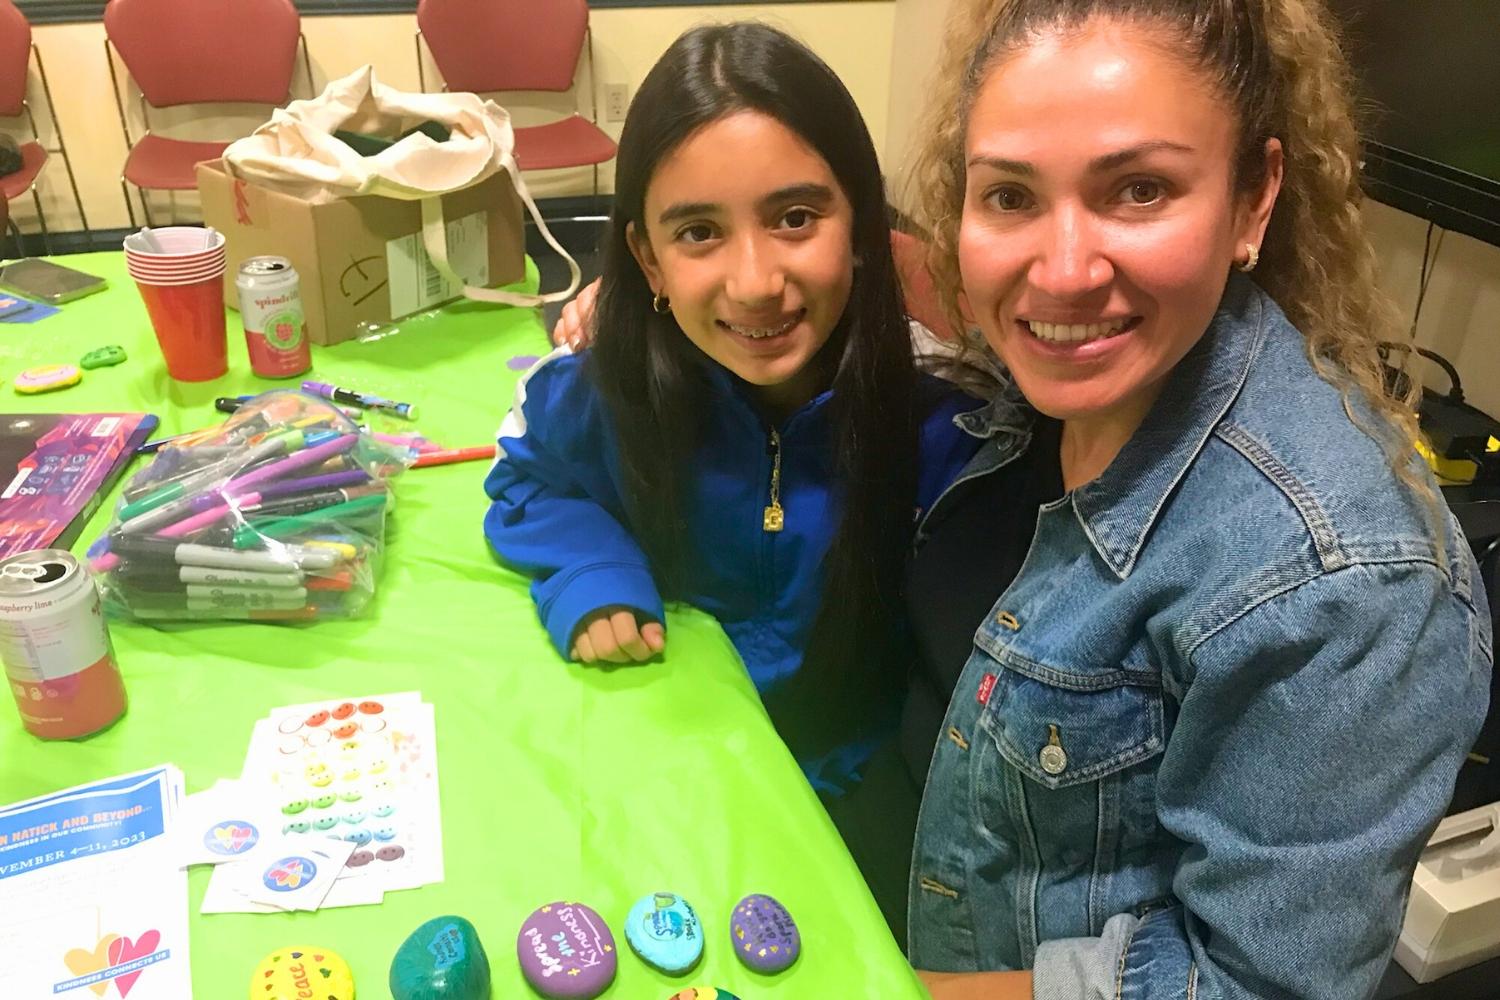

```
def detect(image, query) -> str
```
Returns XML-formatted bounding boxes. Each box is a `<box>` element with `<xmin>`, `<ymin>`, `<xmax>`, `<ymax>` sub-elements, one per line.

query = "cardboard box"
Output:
<box><xmin>1395</xmin><ymin>802</ymin><xmax>1500</xmax><ymax>982</ymax></box>
<box><xmin>197</xmin><ymin>159</ymin><xmax>525</xmax><ymax>346</ymax></box>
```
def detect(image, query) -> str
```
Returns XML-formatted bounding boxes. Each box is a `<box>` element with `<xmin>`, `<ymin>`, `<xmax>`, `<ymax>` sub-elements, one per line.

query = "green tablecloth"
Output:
<box><xmin>0</xmin><ymin>252</ymin><xmax>924</xmax><ymax>998</ymax></box>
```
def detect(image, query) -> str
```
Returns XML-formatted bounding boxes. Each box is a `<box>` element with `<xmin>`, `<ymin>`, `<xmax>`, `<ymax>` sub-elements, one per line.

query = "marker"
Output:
<box><xmin>156</xmin><ymin>491</ymin><xmax>263</xmax><ymax>539</ymax></box>
<box><xmin>239</xmin><ymin>494</ymin><xmax>388</xmax><ymax>544</ymax></box>
<box><xmin>129</xmin><ymin>605</ymin><xmax>318</xmax><ymax>622</ymax></box>
<box><xmin>257</xmin><ymin>468</ymin><xmax>371</xmax><ymax>500</ymax></box>
<box><xmin>411</xmin><ymin>445</ymin><xmax>496</xmax><ymax>468</ymax></box>
<box><xmin>302</xmin><ymin>381</ymin><xmax>417</xmax><ymax>420</ymax></box>
<box><xmin>119</xmin><ymin>434</ymin><xmax>319</xmax><ymax>531</ymax></box>
<box><xmin>95</xmin><ymin>537</ymin><xmax>340</xmax><ymax>572</ymax></box>
<box><xmin>223</xmin><ymin>433</ymin><xmax>359</xmax><ymax>496</ymax></box>
<box><xmin>111</xmin><ymin>563</ymin><xmax>304</xmax><ymax>589</ymax></box>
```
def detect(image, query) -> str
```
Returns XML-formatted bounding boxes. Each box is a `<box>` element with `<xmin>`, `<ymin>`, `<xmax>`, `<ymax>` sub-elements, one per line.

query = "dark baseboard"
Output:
<box><xmin>5</xmin><ymin>195</ymin><xmax>613</xmax><ymax>258</ymax></box>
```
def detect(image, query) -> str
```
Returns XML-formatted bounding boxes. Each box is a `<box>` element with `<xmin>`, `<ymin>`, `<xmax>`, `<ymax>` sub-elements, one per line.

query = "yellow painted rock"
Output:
<box><xmin>249</xmin><ymin>946</ymin><xmax>354</xmax><ymax>1000</ymax></box>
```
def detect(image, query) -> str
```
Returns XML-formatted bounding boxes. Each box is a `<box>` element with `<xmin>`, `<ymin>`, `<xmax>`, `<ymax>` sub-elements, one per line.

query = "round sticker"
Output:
<box><xmin>264</xmin><ymin>310</ymin><xmax>305</xmax><ymax>351</ymax></box>
<box><xmin>263</xmin><ymin>855</ymin><xmax>317</xmax><ymax>891</ymax></box>
<box><xmin>204</xmin><ymin>821</ymin><xmax>259</xmax><ymax>856</ymax></box>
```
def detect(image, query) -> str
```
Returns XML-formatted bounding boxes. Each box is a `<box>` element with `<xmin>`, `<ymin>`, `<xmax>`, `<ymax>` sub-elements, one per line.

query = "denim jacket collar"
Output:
<box><xmin>964</xmin><ymin>274</ymin><xmax>1269</xmax><ymax>578</ymax></box>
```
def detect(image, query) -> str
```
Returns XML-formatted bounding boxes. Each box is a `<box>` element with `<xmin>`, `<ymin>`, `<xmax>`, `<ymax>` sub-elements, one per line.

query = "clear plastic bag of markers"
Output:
<box><xmin>88</xmin><ymin>390</ymin><xmax>416</xmax><ymax>623</ymax></box>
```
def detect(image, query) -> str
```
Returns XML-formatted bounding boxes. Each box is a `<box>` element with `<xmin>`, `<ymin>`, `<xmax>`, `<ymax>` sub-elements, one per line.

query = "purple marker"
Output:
<box><xmin>303</xmin><ymin>381</ymin><xmax>417</xmax><ymax>421</ymax></box>
<box><xmin>224</xmin><ymin>433</ymin><xmax>359</xmax><ymax>496</ymax></box>
<box><xmin>255</xmin><ymin>468</ymin><xmax>371</xmax><ymax>500</ymax></box>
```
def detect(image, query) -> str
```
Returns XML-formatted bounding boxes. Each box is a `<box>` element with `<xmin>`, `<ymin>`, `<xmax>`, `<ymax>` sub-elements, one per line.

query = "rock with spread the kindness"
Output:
<box><xmin>248</xmin><ymin>946</ymin><xmax>354</xmax><ymax>1000</ymax></box>
<box><xmin>730</xmin><ymin>893</ymin><xmax>800</xmax><ymax>973</ymax></box>
<box><xmin>389</xmin><ymin>915</ymin><xmax>490</xmax><ymax>1000</ymax></box>
<box><xmin>668</xmin><ymin>990</ymin><xmax>742</xmax><ymax>1000</ymax></box>
<box><xmin>624</xmin><ymin>891</ymin><xmax>703</xmax><ymax>975</ymax></box>
<box><xmin>516</xmin><ymin>901</ymin><xmax>618</xmax><ymax>998</ymax></box>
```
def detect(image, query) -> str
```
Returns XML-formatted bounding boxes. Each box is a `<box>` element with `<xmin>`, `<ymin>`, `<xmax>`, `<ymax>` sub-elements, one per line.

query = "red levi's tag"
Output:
<box><xmin>977</xmin><ymin>673</ymin><xmax>997</xmax><ymax>705</ymax></box>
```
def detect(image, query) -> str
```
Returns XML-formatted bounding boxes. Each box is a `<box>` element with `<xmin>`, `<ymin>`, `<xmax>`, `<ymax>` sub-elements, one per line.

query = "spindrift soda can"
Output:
<box><xmin>237</xmin><ymin>256</ymin><xmax>311</xmax><ymax>378</ymax></box>
<box><xmin>0</xmin><ymin>549</ymin><xmax>126</xmax><ymax>739</ymax></box>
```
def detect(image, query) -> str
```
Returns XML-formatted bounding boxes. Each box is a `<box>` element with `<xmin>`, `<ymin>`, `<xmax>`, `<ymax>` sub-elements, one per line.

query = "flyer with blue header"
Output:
<box><xmin>0</xmin><ymin>765</ymin><xmax>190</xmax><ymax>999</ymax></box>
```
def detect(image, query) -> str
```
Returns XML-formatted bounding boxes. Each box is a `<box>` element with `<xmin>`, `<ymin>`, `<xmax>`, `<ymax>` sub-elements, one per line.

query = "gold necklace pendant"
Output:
<box><xmin>763</xmin><ymin>428</ymin><xmax>785</xmax><ymax>533</ymax></box>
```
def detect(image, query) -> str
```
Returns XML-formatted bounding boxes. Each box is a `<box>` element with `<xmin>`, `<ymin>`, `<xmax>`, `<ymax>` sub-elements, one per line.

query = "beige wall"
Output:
<box><xmin>4</xmin><ymin>3</ymin><xmax>896</xmax><ymax>235</ymax></box>
<box><xmin>885</xmin><ymin>0</ymin><xmax>953</xmax><ymax>216</ymax></box>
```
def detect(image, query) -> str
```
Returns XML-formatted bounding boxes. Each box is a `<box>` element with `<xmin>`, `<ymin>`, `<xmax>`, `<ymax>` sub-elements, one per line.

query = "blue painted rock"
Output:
<box><xmin>668</xmin><ymin>990</ymin><xmax>742</xmax><ymax>1000</ymax></box>
<box><xmin>390</xmin><ymin>915</ymin><xmax>490</xmax><ymax>1000</ymax></box>
<box><xmin>517</xmin><ymin>901</ymin><xmax>617</xmax><ymax>998</ymax></box>
<box><xmin>624</xmin><ymin>892</ymin><xmax>703</xmax><ymax>975</ymax></box>
<box><xmin>730</xmin><ymin>894</ymin><xmax>800</xmax><ymax>973</ymax></box>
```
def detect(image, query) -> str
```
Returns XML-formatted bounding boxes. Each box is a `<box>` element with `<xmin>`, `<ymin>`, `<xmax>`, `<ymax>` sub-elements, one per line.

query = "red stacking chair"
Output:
<box><xmin>103</xmin><ymin>0</ymin><xmax>310</xmax><ymax>227</ymax></box>
<box><xmin>0</xmin><ymin>0</ymin><xmax>88</xmax><ymax>254</ymax></box>
<box><xmin>415</xmin><ymin>0</ymin><xmax>616</xmax><ymax>193</ymax></box>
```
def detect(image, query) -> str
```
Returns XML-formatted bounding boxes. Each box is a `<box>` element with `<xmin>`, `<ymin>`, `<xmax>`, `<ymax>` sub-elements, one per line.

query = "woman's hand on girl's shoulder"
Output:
<box><xmin>571</xmin><ymin>606</ymin><xmax>666</xmax><ymax>664</ymax></box>
<box><xmin>551</xmin><ymin>278</ymin><xmax>602</xmax><ymax>352</ymax></box>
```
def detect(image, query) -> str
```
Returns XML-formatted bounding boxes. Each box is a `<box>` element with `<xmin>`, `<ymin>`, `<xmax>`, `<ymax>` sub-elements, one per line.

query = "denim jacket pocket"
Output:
<box><xmin>975</xmin><ymin>652</ymin><xmax>1166</xmax><ymax>790</ymax></box>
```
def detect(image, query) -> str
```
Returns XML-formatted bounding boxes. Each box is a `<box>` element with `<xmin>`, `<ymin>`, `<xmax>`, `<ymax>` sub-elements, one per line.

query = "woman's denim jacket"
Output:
<box><xmin>908</xmin><ymin>275</ymin><xmax>1493</xmax><ymax>1000</ymax></box>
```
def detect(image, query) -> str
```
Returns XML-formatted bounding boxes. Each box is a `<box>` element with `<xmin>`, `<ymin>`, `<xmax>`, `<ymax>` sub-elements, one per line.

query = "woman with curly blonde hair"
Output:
<box><xmin>899</xmin><ymin>0</ymin><xmax>1492</xmax><ymax>997</ymax></box>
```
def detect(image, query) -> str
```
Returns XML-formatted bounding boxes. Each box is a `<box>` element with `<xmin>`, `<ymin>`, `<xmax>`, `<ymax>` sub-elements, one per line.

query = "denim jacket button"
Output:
<box><xmin>1039</xmin><ymin>723</ymin><xmax>1068</xmax><ymax>775</ymax></box>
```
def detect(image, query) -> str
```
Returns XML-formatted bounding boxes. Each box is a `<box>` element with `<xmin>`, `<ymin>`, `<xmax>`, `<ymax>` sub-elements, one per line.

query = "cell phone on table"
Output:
<box><xmin>0</xmin><ymin>258</ymin><xmax>108</xmax><ymax>304</ymax></box>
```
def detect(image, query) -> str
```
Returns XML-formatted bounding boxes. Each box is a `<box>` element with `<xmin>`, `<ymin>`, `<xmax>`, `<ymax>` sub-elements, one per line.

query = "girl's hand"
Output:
<box><xmin>571</xmin><ymin>606</ymin><xmax>666</xmax><ymax>664</ymax></box>
<box><xmin>551</xmin><ymin>278</ymin><xmax>602</xmax><ymax>351</ymax></box>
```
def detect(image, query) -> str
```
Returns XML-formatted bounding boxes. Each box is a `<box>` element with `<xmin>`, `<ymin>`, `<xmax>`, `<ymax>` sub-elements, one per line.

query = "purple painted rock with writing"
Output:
<box><xmin>516</xmin><ymin>901</ymin><xmax>618</xmax><ymax>998</ymax></box>
<box><xmin>729</xmin><ymin>893</ymin><xmax>800</xmax><ymax>973</ymax></box>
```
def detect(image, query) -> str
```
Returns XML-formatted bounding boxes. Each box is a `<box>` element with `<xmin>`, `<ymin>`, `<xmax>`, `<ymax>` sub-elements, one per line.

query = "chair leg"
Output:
<box><xmin>5</xmin><ymin>217</ymin><xmax>23</xmax><ymax>258</ymax></box>
<box><xmin>30</xmin><ymin>188</ymin><xmax>53</xmax><ymax>257</ymax></box>
<box><xmin>121</xmin><ymin>178</ymin><xmax>138</xmax><ymax>231</ymax></box>
<box><xmin>140</xmin><ymin>188</ymin><xmax>155</xmax><ymax>228</ymax></box>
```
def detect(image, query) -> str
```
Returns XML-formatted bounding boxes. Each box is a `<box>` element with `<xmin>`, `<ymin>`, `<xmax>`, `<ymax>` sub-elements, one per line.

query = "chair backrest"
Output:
<box><xmin>417</xmin><ymin>0</ymin><xmax>589</xmax><ymax>94</ymax></box>
<box><xmin>890</xmin><ymin>229</ymin><xmax>960</xmax><ymax>341</ymax></box>
<box><xmin>104</xmin><ymin>0</ymin><xmax>301</xmax><ymax>108</ymax></box>
<box><xmin>0</xmin><ymin>0</ymin><xmax>31</xmax><ymax>118</ymax></box>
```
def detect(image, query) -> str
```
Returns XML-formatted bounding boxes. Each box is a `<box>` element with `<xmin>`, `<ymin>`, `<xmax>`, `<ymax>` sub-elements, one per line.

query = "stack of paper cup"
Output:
<box><xmin>123</xmin><ymin>226</ymin><xmax>228</xmax><ymax>382</ymax></box>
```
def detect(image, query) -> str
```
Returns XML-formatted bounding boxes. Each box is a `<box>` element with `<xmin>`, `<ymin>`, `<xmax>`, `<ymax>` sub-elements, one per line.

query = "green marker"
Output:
<box><xmin>235</xmin><ymin>494</ymin><xmax>388</xmax><ymax>546</ymax></box>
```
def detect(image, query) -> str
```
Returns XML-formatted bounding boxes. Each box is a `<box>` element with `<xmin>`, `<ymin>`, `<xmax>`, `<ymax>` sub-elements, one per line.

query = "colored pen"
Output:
<box><xmin>302</xmin><ymin>381</ymin><xmax>418</xmax><ymax>420</ymax></box>
<box><xmin>223</xmin><ymin>433</ymin><xmax>359</xmax><ymax>496</ymax></box>
<box><xmin>239</xmin><ymin>495</ymin><xmax>388</xmax><ymax>544</ymax></box>
<box><xmin>156</xmin><ymin>491</ymin><xmax>263</xmax><ymax>539</ymax></box>
<box><xmin>188</xmin><ymin>487</ymin><xmax>383</xmax><ymax>546</ymax></box>
<box><xmin>129</xmin><ymin>606</ymin><xmax>318</xmax><ymax>622</ymax></box>
<box><xmin>111</xmin><ymin>562</ymin><xmax>304</xmax><ymax>589</ymax></box>
<box><xmin>95</xmin><ymin>538</ymin><xmax>339</xmax><ymax>572</ymax></box>
<box><xmin>118</xmin><ymin>434</ymin><xmax>318</xmax><ymax>530</ymax></box>
<box><xmin>411</xmin><ymin>445</ymin><xmax>497</xmax><ymax>468</ymax></box>
<box><xmin>256</xmin><ymin>468</ymin><xmax>371</xmax><ymax>500</ymax></box>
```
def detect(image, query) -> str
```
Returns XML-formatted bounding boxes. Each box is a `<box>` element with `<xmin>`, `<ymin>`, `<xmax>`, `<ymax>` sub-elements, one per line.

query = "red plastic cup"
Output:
<box><xmin>134</xmin><ymin>273</ymin><xmax>228</xmax><ymax>382</ymax></box>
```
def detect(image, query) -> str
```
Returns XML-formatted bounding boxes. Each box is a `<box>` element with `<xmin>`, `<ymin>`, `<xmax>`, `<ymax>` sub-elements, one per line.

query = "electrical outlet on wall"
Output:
<box><xmin>604</xmin><ymin>84</ymin><xmax>629</xmax><ymax>123</ymax></box>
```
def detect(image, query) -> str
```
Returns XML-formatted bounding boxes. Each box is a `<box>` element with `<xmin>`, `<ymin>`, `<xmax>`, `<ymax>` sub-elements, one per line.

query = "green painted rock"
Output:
<box><xmin>390</xmin><ymin>916</ymin><xmax>491</xmax><ymax>1000</ymax></box>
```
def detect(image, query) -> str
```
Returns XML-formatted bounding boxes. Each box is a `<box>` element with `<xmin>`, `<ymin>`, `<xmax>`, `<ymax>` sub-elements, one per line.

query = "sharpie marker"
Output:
<box><xmin>111</xmin><ymin>562</ymin><xmax>305</xmax><ymax>589</ymax></box>
<box><xmin>302</xmin><ymin>381</ymin><xmax>417</xmax><ymax>421</ymax></box>
<box><xmin>412</xmin><ymin>445</ymin><xmax>496</xmax><ymax>469</ymax></box>
<box><xmin>95</xmin><ymin>538</ymin><xmax>339</xmax><ymax>572</ymax></box>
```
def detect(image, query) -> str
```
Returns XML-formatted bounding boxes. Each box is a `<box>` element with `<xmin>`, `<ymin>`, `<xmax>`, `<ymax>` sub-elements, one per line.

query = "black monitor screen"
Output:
<box><xmin>1332</xmin><ymin>0</ymin><xmax>1500</xmax><ymax>246</ymax></box>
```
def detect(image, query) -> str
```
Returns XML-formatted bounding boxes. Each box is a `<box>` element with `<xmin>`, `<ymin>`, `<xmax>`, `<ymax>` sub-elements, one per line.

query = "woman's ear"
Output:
<box><xmin>1237</xmin><ymin>137</ymin><xmax>1284</xmax><ymax>252</ymax></box>
<box><xmin>627</xmin><ymin>221</ymin><xmax>665</xmax><ymax>295</ymax></box>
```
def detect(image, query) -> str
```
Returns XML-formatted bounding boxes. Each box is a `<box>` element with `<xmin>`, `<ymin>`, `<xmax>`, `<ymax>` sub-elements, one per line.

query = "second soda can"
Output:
<box><xmin>236</xmin><ymin>256</ymin><xmax>311</xmax><ymax>378</ymax></box>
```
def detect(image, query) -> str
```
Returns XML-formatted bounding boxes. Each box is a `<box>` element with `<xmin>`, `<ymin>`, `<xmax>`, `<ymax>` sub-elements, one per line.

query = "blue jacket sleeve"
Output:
<box><xmin>482</xmin><ymin>351</ymin><xmax>665</xmax><ymax>658</ymax></box>
<box><xmin>1032</xmin><ymin>558</ymin><xmax>1492</xmax><ymax>1000</ymax></box>
<box><xmin>915</xmin><ymin>378</ymin><xmax>985</xmax><ymax>514</ymax></box>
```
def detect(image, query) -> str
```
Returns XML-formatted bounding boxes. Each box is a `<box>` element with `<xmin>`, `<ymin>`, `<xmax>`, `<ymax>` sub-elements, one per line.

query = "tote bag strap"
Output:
<box><xmin>418</xmin><ymin>157</ymin><xmax>582</xmax><ymax>308</ymax></box>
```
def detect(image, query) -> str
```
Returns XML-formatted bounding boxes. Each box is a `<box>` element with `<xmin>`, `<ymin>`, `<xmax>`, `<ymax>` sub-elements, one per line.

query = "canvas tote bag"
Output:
<box><xmin>223</xmin><ymin>65</ymin><xmax>581</xmax><ymax>308</ymax></box>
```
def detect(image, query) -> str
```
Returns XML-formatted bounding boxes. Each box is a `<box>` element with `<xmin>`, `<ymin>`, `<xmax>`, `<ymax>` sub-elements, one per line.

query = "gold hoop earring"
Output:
<box><xmin>1237</xmin><ymin>243</ymin><xmax>1260</xmax><ymax>273</ymax></box>
<box><xmin>652</xmin><ymin>291</ymin><xmax>671</xmax><ymax>314</ymax></box>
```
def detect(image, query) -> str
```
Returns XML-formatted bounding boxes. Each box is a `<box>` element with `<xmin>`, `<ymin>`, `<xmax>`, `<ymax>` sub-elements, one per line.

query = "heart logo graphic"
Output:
<box><xmin>205</xmin><ymin>821</ymin><xmax>258</xmax><ymax>855</ymax></box>
<box><xmin>63</xmin><ymin>934</ymin><xmax>118</xmax><ymax>997</ymax></box>
<box><xmin>107</xmin><ymin>930</ymin><xmax>161</xmax><ymax>998</ymax></box>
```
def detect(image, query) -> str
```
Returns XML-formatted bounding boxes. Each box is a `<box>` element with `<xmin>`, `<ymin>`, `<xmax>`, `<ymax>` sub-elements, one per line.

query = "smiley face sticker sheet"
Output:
<box><xmin>203</xmin><ymin>691</ymin><xmax>441</xmax><ymax>912</ymax></box>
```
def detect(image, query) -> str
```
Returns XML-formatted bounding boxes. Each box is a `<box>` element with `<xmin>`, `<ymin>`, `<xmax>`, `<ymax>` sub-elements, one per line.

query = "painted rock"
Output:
<box><xmin>668</xmin><ymin>990</ymin><xmax>742</xmax><ymax>1000</ymax></box>
<box><xmin>730</xmin><ymin>894</ymin><xmax>799</xmax><ymax>973</ymax></box>
<box><xmin>390</xmin><ymin>915</ymin><xmax>491</xmax><ymax>1000</ymax></box>
<box><xmin>624</xmin><ymin>892</ymin><xmax>703</xmax><ymax>975</ymax></box>
<box><xmin>248</xmin><ymin>946</ymin><xmax>353</xmax><ymax>1000</ymax></box>
<box><xmin>516</xmin><ymin>901</ymin><xmax>617</xmax><ymax>998</ymax></box>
